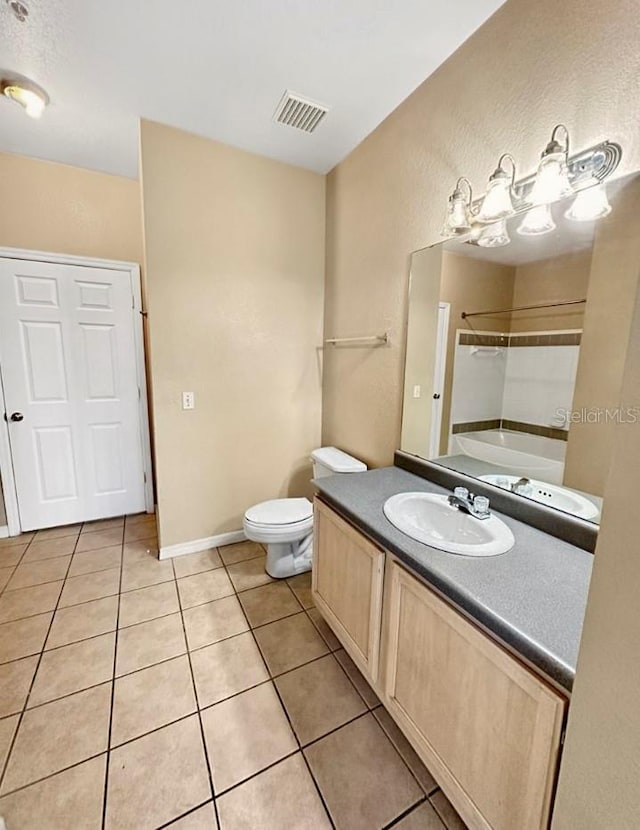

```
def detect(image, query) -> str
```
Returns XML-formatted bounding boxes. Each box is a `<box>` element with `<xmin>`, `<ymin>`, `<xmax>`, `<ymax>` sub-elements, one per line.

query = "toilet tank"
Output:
<box><xmin>311</xmin><ymin>447</ymin><xmax>367</xmax><ymax>478</ymax></box>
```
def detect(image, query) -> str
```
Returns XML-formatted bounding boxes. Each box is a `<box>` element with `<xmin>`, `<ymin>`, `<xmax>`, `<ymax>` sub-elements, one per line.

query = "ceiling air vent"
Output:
<box><xmin>273</xmin><ymin>90</ymin><xmax>329</xmax><ymax>134</ymax></box>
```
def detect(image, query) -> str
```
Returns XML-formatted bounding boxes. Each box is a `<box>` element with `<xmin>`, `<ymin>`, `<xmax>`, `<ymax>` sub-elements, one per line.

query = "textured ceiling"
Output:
<box><xmin>0</xmin><ymin>0</ymin><xmax>505</xmax><ymax>178</ymax></box>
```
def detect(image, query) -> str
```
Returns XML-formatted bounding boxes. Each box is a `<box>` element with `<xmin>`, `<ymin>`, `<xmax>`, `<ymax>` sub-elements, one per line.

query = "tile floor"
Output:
<box><xmin>0</xmin><ymin>515</ymin><xmax>469</xmax><ymax>829</ymax></box>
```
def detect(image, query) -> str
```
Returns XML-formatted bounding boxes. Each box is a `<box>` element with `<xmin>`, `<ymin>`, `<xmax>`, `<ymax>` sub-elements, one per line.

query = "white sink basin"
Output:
<box><xmin>383</xmin><ymin>492</ymin><xmax>514</xmax><ymax>557</ymax></box>
<box><xmin>478</xmin><ymin>475</ymin><xmax>599</xmax><ymax>521</ymax></box>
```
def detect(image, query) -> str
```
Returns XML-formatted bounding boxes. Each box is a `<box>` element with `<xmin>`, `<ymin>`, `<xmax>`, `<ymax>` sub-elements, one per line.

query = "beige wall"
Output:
<box><xmin>322</xmin><ymin>0</ymin><xmax>640</xmax><ymax>468</ymax></box>
<box><xmin>551</xmin><ymin>267</ymin><xmax>640</xmax><ymax>829</ymax></box>
<box><xmin>564</xmin><ymin>178</ymin><xmax>640</xmax><ymax>496</ymax></box>
<box><xmin>0</xmin><ymin>151</ymin><xmax>143</xmax><ymax>529</ymax></box>
<box><xmin>0</xmin><ymin>152</ymin><xmax>143</xmax><ymax>263</ymax></box>
<box><xmin>140</xmin><ymin>120</ymin><xmax>325</xmax><ymax>548</ymax></box>
<box><xmin>511</xmin><ymin>249</ymin><xmax>591</xmax><ymax>333</ymax></box>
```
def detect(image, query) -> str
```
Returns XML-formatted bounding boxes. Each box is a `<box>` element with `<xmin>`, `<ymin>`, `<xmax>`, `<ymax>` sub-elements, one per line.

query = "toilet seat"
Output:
<box><xmin>244</xmin><ymin>517</ymin><xmax>313</xmax><ymax>543</ymax></box>
<box><xmin>243</xmin><ymin>498</ymin><xmax>313</xmax><ymax>544</ymax></box>
<box><xmin>245</xmin><ymin>497</ymin><xmax>312</xmax><ymax>526</ymax></box>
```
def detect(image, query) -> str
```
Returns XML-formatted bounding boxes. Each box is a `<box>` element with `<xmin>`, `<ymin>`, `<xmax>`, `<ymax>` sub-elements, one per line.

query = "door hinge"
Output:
<box><xmin>143</xmin><ymin>472</ymin><xmax>147</xmax><ymax>483</ymax></box>
<box><xmin>137</xmin><ymin>386</ymin><xmax>141</xmax><ymax>400</ymax></box>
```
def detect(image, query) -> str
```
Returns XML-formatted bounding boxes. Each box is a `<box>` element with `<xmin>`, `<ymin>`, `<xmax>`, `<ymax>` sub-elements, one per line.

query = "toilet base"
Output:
<box><xmin>265</xmin><ymin>532</ymin><xmax>313</xmax><ymax>579</ymax></box>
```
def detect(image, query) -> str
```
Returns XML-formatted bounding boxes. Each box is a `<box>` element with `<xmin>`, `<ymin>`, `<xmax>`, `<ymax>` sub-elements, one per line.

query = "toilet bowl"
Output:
<box><xmin>243</xmin><ymin>447</ymin><xmax>366</xmax><ymax>578</ymax></box>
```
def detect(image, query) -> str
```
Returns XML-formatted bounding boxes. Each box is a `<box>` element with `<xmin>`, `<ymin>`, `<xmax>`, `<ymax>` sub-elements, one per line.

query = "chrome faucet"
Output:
<box><xmin>447</xmin><ymin>487</ymin><xmax>491</xmax><ymax>520</ymax></box>
<box><xmin>510</xmin><ymin>477</ymin><xmax>531</xmax><ymax>495</ymax></box>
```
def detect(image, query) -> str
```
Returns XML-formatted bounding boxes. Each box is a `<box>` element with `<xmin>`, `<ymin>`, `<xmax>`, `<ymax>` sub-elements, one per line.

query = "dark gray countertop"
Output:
<box><xmin>313</xmin><ymin>466</ymin><xmax>593</xmax><ymax>693</ymax></box>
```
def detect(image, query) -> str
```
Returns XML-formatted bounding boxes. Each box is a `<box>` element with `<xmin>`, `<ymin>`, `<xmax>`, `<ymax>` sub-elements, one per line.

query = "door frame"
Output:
<box><xmin>0</xmin><ymin>247</ymin><xmax>154</xmax><ymax>536</ymax></box>
<box><xmin>429</xmin><ymin>302</ymin><xmax>450</xmax><ymax>458</ymax></box>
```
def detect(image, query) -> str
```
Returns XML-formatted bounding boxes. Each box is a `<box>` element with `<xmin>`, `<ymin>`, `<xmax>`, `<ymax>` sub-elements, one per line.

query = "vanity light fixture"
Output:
<box><xmin>476</xmin><ymin>154</ymin><xmax>517</xmax><ymax>223</ymax></box>
<box><xmin>517</xmin><ymin>204</ymin><xmax>556</xmax><ymax>237</ymax></box>
<box><xmin>442</xmin><ymin>177</ymin><xmax>474</xmax><ymax>236</ymax></box>
<box><xmin>441</xmin><ymin>126</ymin><xmax>622</xmax><ymax>242</ymax></box>
<box><xmin>565</xmin><ymin>181</ymin><xmax>612</xmax><ymax>222</ymax></box>
<box><xmin>0</xmin><ymin>72</ymin><xmax>49</xmax><ymax>118</ymax></box>
<box><xmin>477</xmin><ymin>219</ymin><xmax>510</xmax><ymax>247</ymax></box>
<box><xmin>529</xmin><ymin>124</ymin><xmax>573</xmax><ymax>205</ymax></box>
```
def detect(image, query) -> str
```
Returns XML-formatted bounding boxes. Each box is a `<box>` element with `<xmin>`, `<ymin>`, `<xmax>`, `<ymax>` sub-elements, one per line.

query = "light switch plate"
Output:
<box><xmin>182</xmin><ymin>392</ymin><xmax>195</xmax><ymax>410</ymax></box>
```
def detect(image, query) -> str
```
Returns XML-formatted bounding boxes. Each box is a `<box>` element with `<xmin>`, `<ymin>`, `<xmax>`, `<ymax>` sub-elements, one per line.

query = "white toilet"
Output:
<box><xmin>243</xmin><ymin>447</ymin><xmax>366</xmax><ymax>578</ymax></box>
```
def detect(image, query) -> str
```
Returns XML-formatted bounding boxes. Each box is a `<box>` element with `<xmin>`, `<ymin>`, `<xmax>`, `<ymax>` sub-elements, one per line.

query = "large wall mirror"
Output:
<box><xmin>401</xmin><ymin>173</ymin><xmax>640</xmax><ymax>526</ymax></box>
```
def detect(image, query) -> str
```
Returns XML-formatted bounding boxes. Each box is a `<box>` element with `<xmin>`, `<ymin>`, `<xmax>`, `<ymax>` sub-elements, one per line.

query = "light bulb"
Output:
<box><xmin>477</xmin><ymin>219</ymin><xmax>510</xmax><ymax>248</ymax></box>
<box><xmin>565</xmin><ymin>183</ymin><xmax>611</xmax><ymax>222</ymax></box>
<box><xmin>2</xmin><ymin>80</ymin><xmax>49</xmax><ymax>118</ymax></box>
<box><xmin>517</xmin><ymin>204</ymin><xmax>556</xmax><ymax>236</ymax></box>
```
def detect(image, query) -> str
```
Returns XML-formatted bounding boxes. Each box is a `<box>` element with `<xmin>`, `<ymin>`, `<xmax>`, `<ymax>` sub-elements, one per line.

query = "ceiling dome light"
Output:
<box><xmin>476</xmin><ymin>154</ymin><xmax>516</xmax><ymax>223</ymax></box>
<box><xmin>5</xmin><ymin>0</ymin><xmax>29</xmax><ymax>22</ymax></box>
<box><xmin>529</xmin><ymin>124</ymin><xmax>573</xmax><ymax>205</ymax></box>
<box><xmin>1</xmin><ymin>73</ymin><xmax>49</xmax><ymax>118</ymax></box>
<box><xmin>442</xmin><ymin>177</ymin><xmax>474</xmax><ymax>237</ymax></box>
<box><xmin>565</xmin><ymin>182</ymin><xmax>611</xmax><ymax>222</ymax></box>
<box><xmin>477</xmin><ymin>219</ymin><xmax>510</xmax><ymax>248</ymax></box>
<box><xmin>517</xmin><ymin>204</ymin><xmax>556</xmax><ymax>236</ymax></box>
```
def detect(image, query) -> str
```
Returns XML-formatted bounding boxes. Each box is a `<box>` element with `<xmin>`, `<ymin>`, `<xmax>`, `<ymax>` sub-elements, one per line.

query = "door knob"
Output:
<box><xmin>433</xmin><ymin>394</ymin><xmax>441</xmax><ymax>400</ymax></box>
<box><xmin>10</xmin><ymin>412</ymin><xmax>24</xmax><ymax>422</ymax></box>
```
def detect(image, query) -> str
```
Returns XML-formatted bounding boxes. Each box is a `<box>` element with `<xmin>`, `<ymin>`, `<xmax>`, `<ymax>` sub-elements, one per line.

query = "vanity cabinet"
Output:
<box><xmin>313</xmin><ymin>498</ymin><xmax>567</xmax><ymax>830</ymax></box>
<box><xmin>383</xmin><ymin>560</ymin><xmax>566</xmax><ymax>830</ymax></box>
<box><xmin>312</xmin><ymin>498</ymin><xmax>385</xmax><ymax>684</ymax></box>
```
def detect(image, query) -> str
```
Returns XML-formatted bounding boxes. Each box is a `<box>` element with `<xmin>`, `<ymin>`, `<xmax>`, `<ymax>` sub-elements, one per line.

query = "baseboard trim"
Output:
<box><xmin>159</xmin><ymin>529</ymin><xmax>246</xmax><ymax>560</ymax></box>
<box><xmin>0</xmin><ymin>525</ymin><xmax>8</xmax><ymax>539</ymax></box>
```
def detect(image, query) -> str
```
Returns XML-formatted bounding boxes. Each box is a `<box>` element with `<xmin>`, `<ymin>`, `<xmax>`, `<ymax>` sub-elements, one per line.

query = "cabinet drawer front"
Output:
<box><xmin>312</xmin><ymin>499</ymin><xmax>384</xmax><ymax>680</ymax></box>
<box><xmin>384</xmin><ymin>561</ymin><xmax>565</xmax><ymax>830</ymax></box>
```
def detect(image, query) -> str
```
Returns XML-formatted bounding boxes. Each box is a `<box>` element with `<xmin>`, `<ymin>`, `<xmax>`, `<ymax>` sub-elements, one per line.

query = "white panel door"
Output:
<box><xmin>0</xmin><ymin>258</ymin><xmax>146</xmax><ymax>529</ymax></box>
<box><xmin>429</xmin><ymin>302</ymin><xmax>450</xmax><ymax>457</ymax></box>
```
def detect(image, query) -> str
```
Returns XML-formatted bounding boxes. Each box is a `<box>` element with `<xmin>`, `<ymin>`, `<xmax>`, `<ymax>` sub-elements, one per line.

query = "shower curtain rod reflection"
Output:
<box><xmin>461</xmin><ymin>298</ymin><xmax>586</xmax><ymax>320</ymax></box>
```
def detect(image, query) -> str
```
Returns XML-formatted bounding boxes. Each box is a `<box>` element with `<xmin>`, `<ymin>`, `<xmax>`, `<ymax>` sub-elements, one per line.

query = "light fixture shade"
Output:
<box><xmin>529</xmin><ymin>152</ymin><xmax>573</xmax><ymax>204</ymax></box>
<box><xmin>441</xmin><ymin>178</ymin><xmax>473</xmax><ymax>236</ymax></box>
<box><xmin>477</xmin><ymin>219</ymin><xmax>510</xmax><ymax>248</ymax></box>
<box><xmin>477</xmin><ymin>176</ymin><xmax>515</xmax><ymax>223</ymax></box>
<box><xmin>565</xmin><ymin>183</ymin><xmax>611</xmax><ymax>222</ymax></box>
<box><xmin>517</xmin><ymin>204</ymin><xmax>556</xmax><ymax>236</ymax></box>
<box><xmin>1</xmin><ymin>75</ymin><xmax>49</xmax><ymax>118</ymax></box>
<box><xmin>477</xmin><ymin>154</ymin><xmax>517</xmax><ymax>223</ymax></box>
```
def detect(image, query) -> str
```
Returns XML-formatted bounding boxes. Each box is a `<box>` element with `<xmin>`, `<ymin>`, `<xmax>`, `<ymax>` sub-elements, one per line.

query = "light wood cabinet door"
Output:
<box><xmin>383</xmin><ymin>560</ymin><xmax>566</xmax><ymax>830</ymax></box>
<box><xmin>312</xmin><ymin>498</ymin><xmax>385</xmax><ymax>684</ymax></box>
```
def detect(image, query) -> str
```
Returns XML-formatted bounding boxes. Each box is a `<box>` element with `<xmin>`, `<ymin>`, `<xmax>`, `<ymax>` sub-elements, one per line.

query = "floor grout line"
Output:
<box><xmin>0</xmin><ymin>527</ymin><xmax>81</xmax><ymax>792</ymax></box>
<box><xmin>173</xmin><ymin>561</ymin><xmax>222</xmax><ymax>830</ymax></box>
<box><xmin>382</xmin><ymin>796</ymin><xmax>431</xmax><ymax>829</ymax></box>
<box><xmin>222</xmin><ymin>556</ymin><xmax>337</xmax><ymax>829</ymax></box>
<box><xmin>371</xmin><ymin>708</ymin><xmax>441</xmax><ymax>798</ymax></box>
<box><xmin>100</xmin><ymin>523</ymin><xmax>125</xmax><ymax>830</ymax></box>
<box><xmin>0</xmin><ymin>750</ymin><xmax>109</xmax><ymax>800</ymax></box>
<box><xmin>155</xmin><ymin>798</ymin><xmax>215</xmax><ymax>829</ymax></box>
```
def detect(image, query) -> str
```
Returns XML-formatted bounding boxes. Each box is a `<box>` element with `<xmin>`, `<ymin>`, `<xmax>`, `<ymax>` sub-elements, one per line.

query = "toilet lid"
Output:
<box><xmin>245</xmin><ymin>498</ymin><xmax>313</xmax><ymax>526</ymax></box>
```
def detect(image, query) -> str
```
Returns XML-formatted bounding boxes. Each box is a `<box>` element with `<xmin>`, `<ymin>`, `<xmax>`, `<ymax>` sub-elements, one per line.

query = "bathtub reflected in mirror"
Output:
<box><xmin>401</xmin><ymin>173</ymin><xmax>640</xmax><ymax>525</ymax></box>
